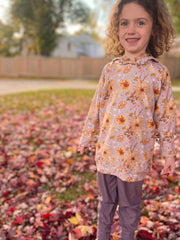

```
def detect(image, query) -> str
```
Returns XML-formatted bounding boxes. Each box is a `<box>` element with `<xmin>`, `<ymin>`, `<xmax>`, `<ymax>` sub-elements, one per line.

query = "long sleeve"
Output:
<box><xmin>79</xmin><ymin>66</ymin><xmax>107</xmax><ymax>147</ymax></box>
<box><xmin>153</xmin><ymin>68</ymin><xmax>176</xmax><ymax>158</ymax></box>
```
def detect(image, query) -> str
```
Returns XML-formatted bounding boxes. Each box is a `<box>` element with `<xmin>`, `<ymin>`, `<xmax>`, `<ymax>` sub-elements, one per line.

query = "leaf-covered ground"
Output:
<box><xmin>0</xmin><ymin>90</ymin><xmax>179</xmax><ymax>240</ymax></box>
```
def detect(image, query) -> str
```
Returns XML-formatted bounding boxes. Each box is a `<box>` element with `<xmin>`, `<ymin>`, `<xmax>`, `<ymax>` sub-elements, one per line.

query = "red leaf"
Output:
<box><xmin>42</xmin><ymin>213</ymin><xmax>52</xmax><ymax>219</ymax></box>
<box><xmin>136</xmin><ymin>230</ymin><xmax>155</xmax><ymax>240</ymax></box>
<box><xmin>36</xmin><ymin>161</ymin><xmax>44</xmax><ymax>168</ymax></box>
<box><xmin>8</xmin><ymin>207</ymin><xmax>14</xmax><ymax>212</ymax></box>
<box><xmin>152</xmin><ymin>185</ymin><xmax>160</xmax><ymax>194</ymax></box>
<box><xmin>65</xmin><ymin>212</ymin><xmax>73</xmax><ymax>218</ymax></box>
<box><xmin>12</xmin><ymin>216</ymin><xmax>23</xmax><ymax>224</ymax></box>
<box><xmin>168</xmin><ymin>223</ymin><xmax>180</xmax><ymax>232</ymax></box>
<box><xmin>2</xmin><ymin>190</ymin><xmax>10</xmax><ymax>197</ymax></box>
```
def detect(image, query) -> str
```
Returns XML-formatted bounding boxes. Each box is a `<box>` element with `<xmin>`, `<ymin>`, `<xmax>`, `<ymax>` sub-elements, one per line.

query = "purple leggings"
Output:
<box><xmin>97</xmin><ymin>172</ymin><xmax>144</xmax><ymax>240</ymax></box>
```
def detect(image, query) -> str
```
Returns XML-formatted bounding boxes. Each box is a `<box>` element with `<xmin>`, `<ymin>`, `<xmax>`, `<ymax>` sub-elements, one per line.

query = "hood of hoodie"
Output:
<box><xmin>111</xmin><ymin>53</ymin><xmax>158</xmax><ymax>66</ymax></box>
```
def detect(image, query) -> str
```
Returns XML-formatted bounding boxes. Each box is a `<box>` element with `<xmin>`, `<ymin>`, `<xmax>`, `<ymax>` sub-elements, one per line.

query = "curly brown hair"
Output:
<box><xmin>105</xmin><ymin>0</ymin><xmax>175</xmax><ymax>58</ymax></box>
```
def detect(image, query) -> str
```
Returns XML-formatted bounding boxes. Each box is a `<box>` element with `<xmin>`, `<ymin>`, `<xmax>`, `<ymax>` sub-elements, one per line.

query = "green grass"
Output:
<box><xmin>172</xmin><ymin>78</ymin><xmax>180</xmax><ymax>87</ymax></box>
<box><xmin>0</xmin><ymin>89</ymin><xmax>95</xmax><ymax>112</ymax></box>
<box><xmin>173</xmin><ymin>91</ymin><xmax>180</xmax><ymax>100</ymax></box>
<box><xmin>54</xmin><ymin>170</ymin><xmax>96</xmax><ymax>201</ymax></box>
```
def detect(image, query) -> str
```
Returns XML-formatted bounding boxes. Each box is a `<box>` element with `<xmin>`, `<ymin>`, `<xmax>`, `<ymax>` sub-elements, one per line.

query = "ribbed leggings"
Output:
<box><xmin>97</xmin><ymin>172</ymin><xmax>144</xmax><ymax>240</ymax></box>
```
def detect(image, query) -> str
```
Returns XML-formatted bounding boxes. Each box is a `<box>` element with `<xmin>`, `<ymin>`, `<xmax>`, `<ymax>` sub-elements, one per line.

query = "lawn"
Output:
<box><xmin>0</xmin><ymin>89</ymin><xmax>179</xmax><ymax>240</ymax></box>
<box><xmin>172</xmin><ymin>78</ymin><xmax>180</xmax><ymax>87</ymax></box>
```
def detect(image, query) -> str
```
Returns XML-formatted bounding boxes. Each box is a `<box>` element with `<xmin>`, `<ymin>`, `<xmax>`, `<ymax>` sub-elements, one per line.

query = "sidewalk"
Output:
<box><xmin>0</xmin><ymin>79</ymin><xmax>179</xmax><ymax>95</ymax></box>
<box><xmin>172</xmin><ymin>86</ymin><xmax>180</xmax><ymax>92</ymax></box>
<box><xmin>0</xmin><ymin>79</ymin><xmax>98</xmax><ymax>95</ymax></box>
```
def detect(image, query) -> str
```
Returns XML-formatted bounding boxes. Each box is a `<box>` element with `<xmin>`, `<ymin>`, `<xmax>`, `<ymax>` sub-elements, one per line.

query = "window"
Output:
<box><xmin>67</xmin><ymin>43</ymin><xmax>71</xmax><ymax>51</ymax></box>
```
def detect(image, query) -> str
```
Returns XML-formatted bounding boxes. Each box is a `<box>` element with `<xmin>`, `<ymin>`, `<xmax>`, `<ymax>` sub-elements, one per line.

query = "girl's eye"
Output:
<box><xmin>138</xmin><ymin>21</ymin><xmax>145</xmax><ymax>26</ymax></box>
<box><xmin>120</xmin><ymin>21</ymin><xmax>128</xmax><ymax>27</ymax></box>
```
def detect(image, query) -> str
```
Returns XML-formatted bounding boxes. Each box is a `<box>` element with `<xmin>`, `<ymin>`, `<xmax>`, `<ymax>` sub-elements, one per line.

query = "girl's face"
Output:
<box><xmin>118</xmin><ymin>2</ymin><xmax>153</xmax><ymax>58</ymax></box>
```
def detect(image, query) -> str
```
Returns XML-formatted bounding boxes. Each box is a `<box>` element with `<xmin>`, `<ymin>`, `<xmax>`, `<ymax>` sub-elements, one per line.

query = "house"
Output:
<box><xmin>51</xmin><ymin>33</ymin><xmax>105</xmax><ymax>58</ymax></box>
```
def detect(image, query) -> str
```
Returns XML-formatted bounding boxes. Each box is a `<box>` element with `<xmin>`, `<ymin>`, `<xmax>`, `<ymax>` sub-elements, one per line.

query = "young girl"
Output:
<box><xmin>78</xmin><ymin>0</ymin><xmax>176</xmax><ymax>239</ymax></box>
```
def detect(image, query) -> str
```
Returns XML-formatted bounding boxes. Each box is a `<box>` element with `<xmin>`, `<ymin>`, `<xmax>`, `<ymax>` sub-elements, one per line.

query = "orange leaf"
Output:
<box><xmin>43</xmin><ymin>158</ymin><xmax>51</xmax><ymax>166</ymax></box>
<box><xmin>67</xmin><ymin>158</ymin><xmax>74</xmax><ymax>163</ymax></box>
<box><xmin>167</xmin><ymin>176</ymin><xmax>175</xmax><ymax>182</ymax></box>
<box><xmin>140</xmin><ymin>216</ymin><xmax>149</xmax><ymax>227</ymax></box>
<box><xmin>16</xmin><ymin>229</ymin><xmax>21</xmax><ymax>235</ymax></box>
<box><xmin>27</xmin><ymin>179</ymin><xmax>35</xmax><ymax>185</ymax></box>
<box><xmin>44</xmin><ymin>196</ymin><xmax>52</xmax><ymax>204</ymax></box>
<box><xmin>112</xmin><ymin>232</ymin><xmax>119</xmax><ymax>240</ymax></box>
<box><xmin>82</xmin><ymin>155</ymin><xmax>89</xmax><ymax>161</ymax></box>
<box><xmin>87</xmin><ymin>194</ymin><xmax>95</xmax><ymax>200</ymax></box>
<box><xmin>37</xmin><ymin>168</ymin><xmax>44</xmax><ymax>175</ymax></box>
<box><xmin>28</xmin><ymin>155</ymin><xmax>36</xmax><ymax>163</ymax></box>
<box><xmin>28</xmin><ymin>172</ymin><xmax>37</xmax><ymax>179</ymax></box>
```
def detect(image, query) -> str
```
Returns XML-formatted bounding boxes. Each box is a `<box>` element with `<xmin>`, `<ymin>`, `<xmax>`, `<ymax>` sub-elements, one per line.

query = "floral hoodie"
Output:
<box><xmin>80</xmin><ymin>54</ymin><xmax>176</xmax><ymax>182</ymax></box>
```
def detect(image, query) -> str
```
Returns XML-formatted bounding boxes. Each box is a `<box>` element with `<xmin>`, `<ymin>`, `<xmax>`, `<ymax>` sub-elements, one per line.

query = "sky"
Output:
<box><xmin>86</xmin><ymin>0</ymin><xmax>95</xmax><ymax>8</ymax></box>
<box><xmin>0</xmin><ymin>1</ymin><xmax>10</xmax><ymax>23</ymax></box>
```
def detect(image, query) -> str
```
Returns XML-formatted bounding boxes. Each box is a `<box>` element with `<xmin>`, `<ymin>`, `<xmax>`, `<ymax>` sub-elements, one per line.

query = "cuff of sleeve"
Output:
<box><xmin>160</xmin><ymin>142</ymin><xmax>176</xmax><ymax>159</ymax></box>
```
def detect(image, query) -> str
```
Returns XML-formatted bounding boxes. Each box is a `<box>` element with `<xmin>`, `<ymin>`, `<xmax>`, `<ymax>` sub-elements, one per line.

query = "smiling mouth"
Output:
<box><xmin>126</xmin><ymin>38</ymin><xmax>140</xmax><ymax>43</ymax></box>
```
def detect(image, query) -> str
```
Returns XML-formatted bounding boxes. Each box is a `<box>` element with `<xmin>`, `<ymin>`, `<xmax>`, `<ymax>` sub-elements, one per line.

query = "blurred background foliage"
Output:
<box><xmin>166</xmin><ymin>0</ymin><xmax>180</xmax><ymax>34</ymax></box>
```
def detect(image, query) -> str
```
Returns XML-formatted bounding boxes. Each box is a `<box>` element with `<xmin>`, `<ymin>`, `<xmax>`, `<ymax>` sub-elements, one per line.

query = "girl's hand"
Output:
<box><xmin>161</xmin><ymin>157</ymin><xmax>176</xmax><ymax>176</ymax></box>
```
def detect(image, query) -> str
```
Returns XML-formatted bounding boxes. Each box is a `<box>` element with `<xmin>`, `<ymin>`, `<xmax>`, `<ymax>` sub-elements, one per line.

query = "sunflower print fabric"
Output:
<box><xmin>79</xmin><ymin>54</ymin><xmax>176</xmax><ymax>182</ymax></box>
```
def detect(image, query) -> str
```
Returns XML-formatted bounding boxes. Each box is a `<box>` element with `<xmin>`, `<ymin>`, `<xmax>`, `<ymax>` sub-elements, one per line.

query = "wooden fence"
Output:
<box><xmin>0</xmin><ymin>55</ymin><xmax>179</xmax><ymax>79</ymax></box>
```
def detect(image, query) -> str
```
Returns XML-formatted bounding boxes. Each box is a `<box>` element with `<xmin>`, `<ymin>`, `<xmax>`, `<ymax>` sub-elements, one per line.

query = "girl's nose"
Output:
<box><xmin>127</xmin><ymin>24</ymin><xmax>136</xmax><ymax>34</ymax></box>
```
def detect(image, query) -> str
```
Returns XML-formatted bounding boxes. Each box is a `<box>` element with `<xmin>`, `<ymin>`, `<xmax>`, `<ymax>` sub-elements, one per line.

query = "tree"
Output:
<box><xmin>0</xmin><ymin>21</ymin><xmax>20</xmax><ymax>56</ymax></box>
<box><xmin>165</xmin><ymin>0</ymin><xmax>180</xmax><ymax>35</ymax></box>
<box><xmin>72</xmin><ymin>0</ymin><xmax>111</xmax><ymax>41</ymax></box>
<box><xmin>10</xmin><ymin>0</ymin><xmax>91</xmax><ymax>56</ymax></box>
